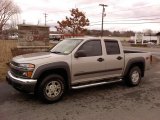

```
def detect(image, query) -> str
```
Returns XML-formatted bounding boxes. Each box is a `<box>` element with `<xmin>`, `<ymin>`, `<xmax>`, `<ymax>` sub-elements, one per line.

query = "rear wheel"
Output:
<box><xmin>38</xmin><ymin>74</ymin><xmax>65</xmax><ymax>103</ymax></box>
<box><xmin>125</xmin><ymin>66</ymin><xmax>141</xmax><ymax>86</ymax></box>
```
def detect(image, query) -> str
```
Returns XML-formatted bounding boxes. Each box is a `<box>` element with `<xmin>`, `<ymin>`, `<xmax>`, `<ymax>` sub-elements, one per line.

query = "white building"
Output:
<box><xmin>130</xmin><ymin>33</ymin><xmax>160</xmax><ymax>45</ymax></box>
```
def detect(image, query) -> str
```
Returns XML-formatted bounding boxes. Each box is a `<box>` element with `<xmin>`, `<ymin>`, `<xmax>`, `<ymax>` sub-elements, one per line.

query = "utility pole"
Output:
<box><xmin>23</xmin><ymin>20</ymin><xmax>25</xmax><ymax>24</ymax></box>
<box><xmin>37</xmin><ymin>20</ymin><xmax>40</xmax><ymax>25</ymax></box>
<box><xmin>44</xmin><ymin>13</ymin><xmax>47</xmax><ymax>26</ymax></box>
<box><xmin>99</xmin><ymin>4</ymin><xmax>108</xmax><ymax>37</ymax></box>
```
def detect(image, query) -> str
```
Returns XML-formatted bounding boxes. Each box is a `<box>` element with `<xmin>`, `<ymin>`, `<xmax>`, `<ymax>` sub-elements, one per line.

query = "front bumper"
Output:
<box><xmin>6</xmin><ymin>71</ymin><xmax>37</xmax><ymax>93</ymax></box>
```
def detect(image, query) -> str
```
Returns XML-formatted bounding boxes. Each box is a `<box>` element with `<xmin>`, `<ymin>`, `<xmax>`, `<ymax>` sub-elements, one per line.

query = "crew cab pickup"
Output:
<box><xmin>6</xmin><ymin>37</ymin><xmax>151</xmax><ymax>103</ymax></box>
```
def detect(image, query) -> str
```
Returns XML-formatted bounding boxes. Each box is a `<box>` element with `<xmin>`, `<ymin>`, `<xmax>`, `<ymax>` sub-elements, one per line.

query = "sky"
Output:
<box><xmin>13</xmin><ymin>0</ymin><xmax>160</xmax><ymax>32</ymax></box>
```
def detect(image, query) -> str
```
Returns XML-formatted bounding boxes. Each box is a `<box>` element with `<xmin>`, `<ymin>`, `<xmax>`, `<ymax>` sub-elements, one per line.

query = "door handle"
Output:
<box><xmin>97</xmin><ymin>58</ymin><xmax>104</xmax><ymax>62</ymax></box>
<box><xmin>117</xmin><ymin>56</ymin><xmax>123</xmax><ymax>60</ymax></box>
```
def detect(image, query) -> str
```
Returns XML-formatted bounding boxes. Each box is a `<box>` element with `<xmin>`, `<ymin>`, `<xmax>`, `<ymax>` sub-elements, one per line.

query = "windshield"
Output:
<box><xmin>50</xmin><ymin>39</ymin><xmax>83</xmax><ymax>55</ymax></box>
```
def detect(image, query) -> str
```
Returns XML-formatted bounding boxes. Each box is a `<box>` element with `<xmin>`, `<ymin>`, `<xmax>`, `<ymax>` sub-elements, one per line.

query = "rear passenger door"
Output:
<box><xmin>104</xmin><ymin>40</ymin><xmax>124</xmax><ymax>78</ymax></box>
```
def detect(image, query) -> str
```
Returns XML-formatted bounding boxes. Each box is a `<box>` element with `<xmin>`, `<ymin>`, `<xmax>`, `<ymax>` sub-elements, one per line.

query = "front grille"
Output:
<box><xmin>10</xmin><ymin>67</ymin><xmax>24</xmax><ymax>78</ymax></box>
<box><xmin>10</xmin><ymin>61</ymin><xmax>27</xmax><ymax>78</ymax></box>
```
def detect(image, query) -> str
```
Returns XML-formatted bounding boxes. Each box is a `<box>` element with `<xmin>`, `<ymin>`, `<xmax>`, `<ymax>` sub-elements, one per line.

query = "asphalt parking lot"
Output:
<box><xmin>0</xmin><ymin>50</ymin><xmax>160</xmax><ymax>120</ymax></box>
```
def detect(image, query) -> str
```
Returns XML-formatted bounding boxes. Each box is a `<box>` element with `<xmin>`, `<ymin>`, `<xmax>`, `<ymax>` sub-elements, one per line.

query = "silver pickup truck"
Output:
<box><xmin>6</xmin><ymin>37</ymin><xmax>151</xmax><ymax>103</ymax></box>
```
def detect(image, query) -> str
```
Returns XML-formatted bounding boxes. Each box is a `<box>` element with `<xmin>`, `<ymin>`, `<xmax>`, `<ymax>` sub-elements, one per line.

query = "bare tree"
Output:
<box><xmin>0</xmin><ymin>0</ymin><xmax>20</xmax><ymax>35</ymax></box>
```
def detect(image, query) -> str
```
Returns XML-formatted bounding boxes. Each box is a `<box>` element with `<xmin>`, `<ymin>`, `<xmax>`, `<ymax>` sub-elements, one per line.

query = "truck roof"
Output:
<box><xmin>69</xmin><ymin>37</ymin><xmax>119</xmax><ymax>41</ymax></box>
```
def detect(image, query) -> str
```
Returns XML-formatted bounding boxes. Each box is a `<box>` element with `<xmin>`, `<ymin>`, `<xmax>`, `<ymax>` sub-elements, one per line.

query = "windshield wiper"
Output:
<box><xmin>50</xmin><ymin>51</ymin><xmax>63</xmax><ymax>54</ymax></box>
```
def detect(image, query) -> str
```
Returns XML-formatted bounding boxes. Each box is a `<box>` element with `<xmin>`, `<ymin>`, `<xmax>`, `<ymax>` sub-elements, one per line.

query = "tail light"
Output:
<box><xmin>146</xmin><ymin>55</ymin><xmax>152</xmax><ymax>64</ymax></box>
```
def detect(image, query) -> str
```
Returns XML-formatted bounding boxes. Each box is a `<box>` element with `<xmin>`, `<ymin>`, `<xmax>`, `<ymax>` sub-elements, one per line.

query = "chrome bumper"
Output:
<box><xmin>6</xmin><ymin>71</ymin><xmax>37</xmax><ymax>93</ymax></box>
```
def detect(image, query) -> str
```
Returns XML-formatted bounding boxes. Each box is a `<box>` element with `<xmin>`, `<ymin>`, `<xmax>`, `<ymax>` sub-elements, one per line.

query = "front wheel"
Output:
<box><xmin>125</xmin><ymin>66</ymin><xmax>142</xmax><ymax>86</ymax></box>
<box><xmin>38</xmin><ymin>74</ymin><xmax>65</xmax><ymax>103</ymax></box>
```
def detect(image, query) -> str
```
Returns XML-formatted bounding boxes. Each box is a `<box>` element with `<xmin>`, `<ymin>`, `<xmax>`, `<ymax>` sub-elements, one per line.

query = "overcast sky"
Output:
<box><xmin>13</xmin><ymin>0</ymin><xmax>160</xmax><ymax>32</ymax></box>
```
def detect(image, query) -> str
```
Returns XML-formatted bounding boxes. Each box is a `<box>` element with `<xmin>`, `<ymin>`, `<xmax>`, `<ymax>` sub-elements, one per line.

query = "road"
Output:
<box><xmin>0</xmin><ymin>54</ymin><xmax>160</xmax><ymax>120</ymax></box>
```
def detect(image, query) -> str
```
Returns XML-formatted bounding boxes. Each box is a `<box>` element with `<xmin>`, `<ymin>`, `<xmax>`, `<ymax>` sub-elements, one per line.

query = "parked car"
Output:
<box><xmin>128</xmin><ymin>39</ymin><xmax>135</xmax><ymax>43</ymax></box>
<box><xmin>8</xmin><ymin>35</ymin><xmax>18</xmax><ymax>40</ymax></box>
<box><xmin>147</xmin><ymin>42</ymin><xmax>155</xmax><ymax>45</ymax></box>
<box><xmin>6</xmin><ymin>37</ymin><xmax>152</xmax><ymax>103</ymax></box>
<box><xmin>49</xmin><ymin>34</ymin><xmax>63</xmax><ymax>41</ymax></box>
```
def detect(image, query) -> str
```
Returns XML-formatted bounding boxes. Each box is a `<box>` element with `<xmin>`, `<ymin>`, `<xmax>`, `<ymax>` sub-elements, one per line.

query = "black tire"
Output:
<box><xmin>125</xmin><ymin>66</ymin><xmax>141</xmax><ymax>87</ymax></box>
<box><xmin>38</xmin><ymin>74</ymin><xmax>65</xmax><ymax>103</ymax></box>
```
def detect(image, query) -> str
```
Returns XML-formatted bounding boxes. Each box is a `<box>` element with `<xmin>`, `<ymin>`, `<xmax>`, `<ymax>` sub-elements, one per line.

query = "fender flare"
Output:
<box><xmin>33</xmin><ymin>62</ymin><xmax>71</xmax><ymax>87</ymax></box>
<box><xmin>123</xmin><ymin>57</ymin><xmax>145</xmax><ymax>77</ymax></box>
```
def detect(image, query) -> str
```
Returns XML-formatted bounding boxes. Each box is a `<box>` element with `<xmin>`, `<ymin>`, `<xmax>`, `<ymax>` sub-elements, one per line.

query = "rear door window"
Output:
<box><xmin>105</xmin><ymin>40</ymin><xmax>120</xmax><ymax>55</ymax></box>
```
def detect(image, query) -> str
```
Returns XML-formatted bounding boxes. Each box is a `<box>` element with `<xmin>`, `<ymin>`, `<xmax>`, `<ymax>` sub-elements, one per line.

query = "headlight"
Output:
<box><xmin>10</xmin><ymin>62</ymin><xmax>35</xmax><ymax>78</ymax></box>
<box><xmin>19</xmin><ymin>63</ymin><xmax>35</xmax><ymax>69</ymax></box>
<box><xmin>19</xmin><ymin>63</ymin><xmax>35</xmax><ymax>78</ymax></box>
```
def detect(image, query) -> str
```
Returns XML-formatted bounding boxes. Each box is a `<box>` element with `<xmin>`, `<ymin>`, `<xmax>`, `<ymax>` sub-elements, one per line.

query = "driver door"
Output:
<box><xmin>71</xmin><ymin>39</ymin><xmax>107</xmax><ymax>84</ymax></box>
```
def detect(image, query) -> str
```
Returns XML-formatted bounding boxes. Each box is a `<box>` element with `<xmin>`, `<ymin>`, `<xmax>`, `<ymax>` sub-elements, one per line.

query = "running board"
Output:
<box><xmin>71</xmin><ymin>79</ymin><xmax>122</xmax><ymax>89</ymax></box>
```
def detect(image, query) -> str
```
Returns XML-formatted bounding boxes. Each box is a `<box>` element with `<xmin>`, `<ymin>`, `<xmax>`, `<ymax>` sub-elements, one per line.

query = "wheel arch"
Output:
<box><xmin>33</xmin><ymin>62</ymin><xmax>71</xmax><ymax>90</ymax></box>
<box><xmin>123</xmin><ymin>57</ymin><xmax>145</xmax><ymax>78</ymax></box>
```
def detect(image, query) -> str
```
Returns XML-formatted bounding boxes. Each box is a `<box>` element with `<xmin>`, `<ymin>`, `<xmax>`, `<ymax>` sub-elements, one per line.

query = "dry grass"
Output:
<box><xmin>0</xmin><ymin>40</ymin><xmax>53</xmax><ymax>81</ymax></box>
<box><xmin>0</xmin><ymin>40</ymin><xmax>17</xmax><ymax>81</ymax></box>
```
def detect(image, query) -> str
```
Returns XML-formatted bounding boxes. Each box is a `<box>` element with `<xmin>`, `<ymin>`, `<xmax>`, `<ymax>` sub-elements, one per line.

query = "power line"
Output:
<box><xmin>44</xmin><ymin>13</ymin><xmax>160</xmax><ymax>27</ymax></box>
<box><xmin>48</xmin><ymin>19</ymin><xmax>160</xmax><ymax>28</ymax></box>
<box><xmin>91</xmin><ymin>17</ymin><xmax>160</xmax><ymax>24</ymax></box>
<box><xmin>106</xmin><ymin>14</ymin><xmax>160</xmax><ymax>20</ymax></box>
<box><xmin>89</xmin><ymin>21</ymin><xmax>160</xmax><ymax>26</ymax></box>
<box><xmin>49</xmin><ymin>18</ymin><xmax>160</xmax><ymax>25</ymax></box>
<box><xmin>38</xmin><ymin>3</ymin><xmax>160</xmax><ymax>29</ymax></box>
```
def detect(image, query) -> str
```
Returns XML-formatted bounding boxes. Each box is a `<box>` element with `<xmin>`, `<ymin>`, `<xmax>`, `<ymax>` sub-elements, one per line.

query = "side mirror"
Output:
<box><xmin>75</xmin><ymin>50</ymin><xmax>86</xmax><ymax>58</ymax></box>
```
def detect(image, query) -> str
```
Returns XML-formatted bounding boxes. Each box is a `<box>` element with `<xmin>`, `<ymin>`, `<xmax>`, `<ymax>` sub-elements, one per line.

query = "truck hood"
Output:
<box><xmin>13</xmin><ymin>52</ymin><xmax>52</xmax><ymax>63</ymax></box>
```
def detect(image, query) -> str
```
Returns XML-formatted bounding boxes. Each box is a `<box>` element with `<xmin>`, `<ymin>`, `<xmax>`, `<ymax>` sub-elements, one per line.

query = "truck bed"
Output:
<box><xmin>123</xmin><ymin>50</ymin><xmax>151</xmax><ymax>71</ymax></box>
<box><xmin>124</xmin><ymin>50</ymin><xmax>145</xmax><ymax>53</ymax></box>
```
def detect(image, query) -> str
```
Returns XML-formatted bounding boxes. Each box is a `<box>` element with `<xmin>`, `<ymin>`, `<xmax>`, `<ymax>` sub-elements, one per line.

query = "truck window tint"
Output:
<box><xmin>105</xmin><ymin>41</ymin><xmax>120</xmax><ymax>55</ymax></box>
<box><xmin>79</xmin><ymin>40</ymin><xmax>102</xmax><ymax>57</ymax></box>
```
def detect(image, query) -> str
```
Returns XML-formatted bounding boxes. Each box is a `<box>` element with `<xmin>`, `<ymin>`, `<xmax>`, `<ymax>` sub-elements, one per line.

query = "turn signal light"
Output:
<box><xmin>23</xmin><ymin>71</ymin><xmax>33</xmax><ymax>78</ymax></box>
